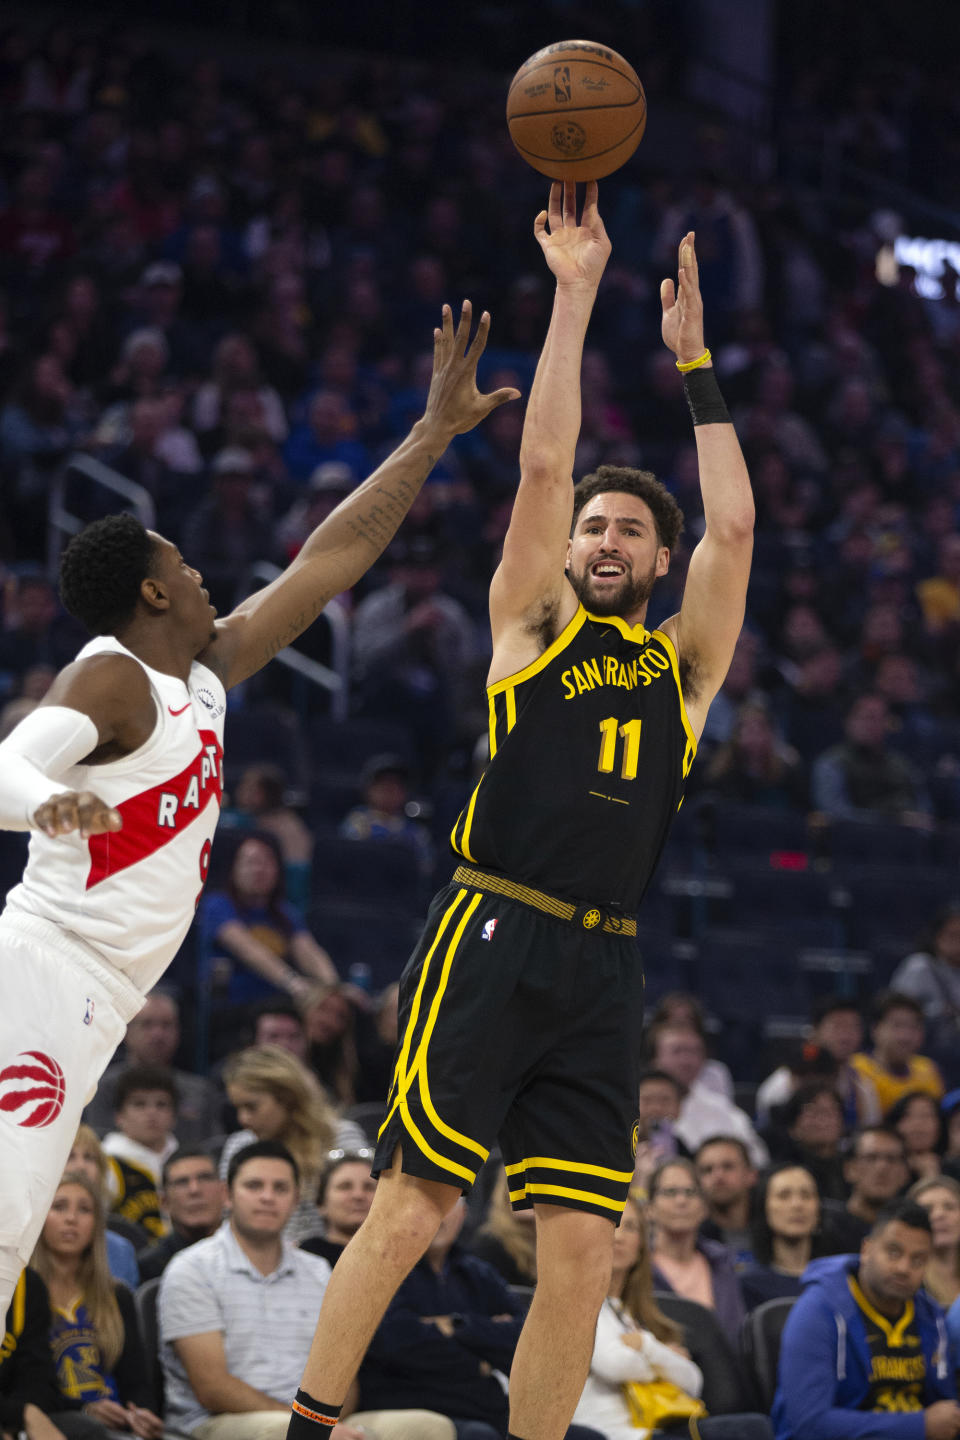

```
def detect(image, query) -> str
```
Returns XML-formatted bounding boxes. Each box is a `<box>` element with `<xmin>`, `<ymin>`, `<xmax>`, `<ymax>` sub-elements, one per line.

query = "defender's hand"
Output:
<box><xmin>534</xmin><ymin>181</ymin><xmax>611</xmax><ymax>289</ymax></box>
<box><xmin>33</xmin><ymin>790</ymin><xmax>123</xmax><ymax>839</ymax></box>
<box><xmin>660</xmin><ymin>231</ymin><xmax>708</xmax><ymax>366</ymax></box>
<box><xmin>423</xmin><ymin>301</ymin><xmax>520</xmax><ymax>438</ymax></box>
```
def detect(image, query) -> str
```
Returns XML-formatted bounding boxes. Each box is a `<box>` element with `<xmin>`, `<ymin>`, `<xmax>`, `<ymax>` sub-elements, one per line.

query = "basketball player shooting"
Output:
<box><xmin>0</xmin><ymin>302</ymin><xmax>518</xmax><ymax>1317</ymax></box>
<box><xmin>285</xmin><ymin>182</ymin><xmax>754</xmax><ymax>1440</ymax></box>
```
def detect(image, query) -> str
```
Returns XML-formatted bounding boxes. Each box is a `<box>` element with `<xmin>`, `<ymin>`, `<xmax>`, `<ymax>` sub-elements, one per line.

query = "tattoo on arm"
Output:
<box><xmin>260</xmin><ymin>596</ymin><xmax>324</xmax><ymax>665</ymax></box>
<box><xmin>343</xmin><ymin>467</ymin><xmax>433</xmax><ymax>552</ymax></box>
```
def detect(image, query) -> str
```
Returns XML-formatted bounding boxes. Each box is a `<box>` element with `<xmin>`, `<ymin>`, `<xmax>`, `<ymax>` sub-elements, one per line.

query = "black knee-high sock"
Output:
<box><xmin>287</xmin><ymin>1389</ymin><xmax>341</xmax><ymax>1436</ymax></box>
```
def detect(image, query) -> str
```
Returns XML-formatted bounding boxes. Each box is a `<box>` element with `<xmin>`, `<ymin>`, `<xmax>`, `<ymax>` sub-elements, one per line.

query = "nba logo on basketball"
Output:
<box><xmin>0</xmin><ymin>1051</ymin><xmax>66</xmax><ymax>1128</ymax></box>
<box><xmin>481</xmin><ymin>918</ymin><xmax>499</xmax><ymax>942</ymax></box>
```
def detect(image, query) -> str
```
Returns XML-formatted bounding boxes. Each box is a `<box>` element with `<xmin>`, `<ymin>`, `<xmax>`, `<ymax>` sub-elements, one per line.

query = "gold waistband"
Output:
<box><xmin>452</xmin><ymin>865</ymin><xmax>637</xmax><ymax>936</ymax></box>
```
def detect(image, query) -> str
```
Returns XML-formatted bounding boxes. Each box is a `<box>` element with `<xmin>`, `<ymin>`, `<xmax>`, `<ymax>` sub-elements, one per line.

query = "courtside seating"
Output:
<box><xmin>653</xmin><ymin>1292</ymin><xmax>751</xmax><ymax>1414</ymax></box>
<box><xmin>740</xmin><ymin>1296</ymin><xmax>795</xmax><ymax>1411</ymax></box>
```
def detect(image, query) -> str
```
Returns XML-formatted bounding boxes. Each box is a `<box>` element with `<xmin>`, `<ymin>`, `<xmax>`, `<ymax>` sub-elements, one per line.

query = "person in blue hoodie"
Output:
<box><xmin>773</xmin><ymin>1197</ymin><xmax>960</xmax><ymax>1440</ymax></box>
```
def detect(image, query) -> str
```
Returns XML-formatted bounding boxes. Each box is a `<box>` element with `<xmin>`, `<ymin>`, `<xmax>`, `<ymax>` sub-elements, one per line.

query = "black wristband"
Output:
<box><xmin>682</xmin><ymin>367</ymin><xmax>730</xmax><ymax>426</ymax></box>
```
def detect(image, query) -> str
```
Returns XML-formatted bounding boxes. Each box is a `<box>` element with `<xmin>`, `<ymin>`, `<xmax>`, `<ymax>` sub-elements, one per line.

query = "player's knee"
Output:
<box><xmin>365</xmin><ymin>1164</ymin><xmax>461</xmax><ymax>1257</ymax></box>
<box><xmin>534</xmin><ymin>1206</ymin><xmax>615</xmax><ymax>1298</ymax></box>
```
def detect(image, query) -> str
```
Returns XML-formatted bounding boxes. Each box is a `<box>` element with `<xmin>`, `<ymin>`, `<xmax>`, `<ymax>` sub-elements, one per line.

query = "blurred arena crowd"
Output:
<box><xmin>3</xmin><ymin>6</ymin><xmax>960</xmax><ymax>1438</ymax></box>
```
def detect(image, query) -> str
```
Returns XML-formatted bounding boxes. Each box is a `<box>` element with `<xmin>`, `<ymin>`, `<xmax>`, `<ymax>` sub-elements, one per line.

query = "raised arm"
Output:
<box><xmin>488</xmin><ymin>182</ymin><xmax>610</xmax><ymax>679</ymax></box>
<box><xmin>657</xmin><ymin>233</ymin><xmax>754</xmax><ymax>739</ymax></box>
<box><xmin>207</xmin><ymin>303</ymin><xmax>519</xmax><ymax>690</ymax></box>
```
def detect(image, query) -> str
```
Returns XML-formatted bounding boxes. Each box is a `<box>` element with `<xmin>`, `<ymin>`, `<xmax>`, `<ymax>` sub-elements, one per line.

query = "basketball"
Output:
<box><xmin>506</xmin><ymin>40</ymin><xmax>646</xmax><ymax>182</ymax></box>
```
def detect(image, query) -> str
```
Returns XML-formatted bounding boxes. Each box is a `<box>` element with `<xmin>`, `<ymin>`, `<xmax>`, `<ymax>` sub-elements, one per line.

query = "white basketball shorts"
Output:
<box><xmin>0</xmin><ymin>909</ymin><xmax>142</xmax><ymax>1266</ymax></box>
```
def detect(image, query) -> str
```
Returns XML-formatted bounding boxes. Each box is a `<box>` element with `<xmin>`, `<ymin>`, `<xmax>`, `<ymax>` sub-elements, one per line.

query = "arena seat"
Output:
<box><xmin>653</xmin><ymin>1292</ymin><xmax>751</xmax><ymax>1414</ymax></box>
<box><xmin>306</xmin><ymin>717</ymin><xmax>416</xmax><ymax>776</ymax></box>
<box><xmin>134</xmin><ymin>1277</ymin><xmax>164</xmax><ymax>1417</ymax></box>
<box><xmin>222</xmin><ymin>704</ymin><xmax>309</xmax><ymax>784</ymax></box>
<box><xmin>740</xmin><ymin>1296</ymin><xmax>794</xmax><ymax>1411</ymax></box>
<box><xmin>308</xmin><ymin>899</ymin><xmax>421</xmax><ymax>991</ymax></box>
<box><xmin>310</xmin><ymin>830</ymin><xmax>426</xmax><ymax>909</ymax></box>
<box><xmin>699</xmin><ymin>800</ymin><xmax>811</xmax><ymax>859</ymax></box>
<box><xmin>824</xmin><ymin>817</ymin><xmax>934</xmax><ymax>867</ymax></box>
<box><xmin>0</xmin><ymin>830</ymin><xmax>28</xmax><ymax>905</ymax></box>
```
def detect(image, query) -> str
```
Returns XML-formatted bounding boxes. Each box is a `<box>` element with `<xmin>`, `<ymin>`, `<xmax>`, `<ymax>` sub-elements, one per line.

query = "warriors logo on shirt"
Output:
<box><xmin>0</xmin><ymin>1050</ymin><xmax>66</xmax><ymax>1128</ymax></box>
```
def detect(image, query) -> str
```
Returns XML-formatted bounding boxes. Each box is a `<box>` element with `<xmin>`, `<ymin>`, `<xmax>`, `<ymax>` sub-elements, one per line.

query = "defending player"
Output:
<box><xmin>287</xmin><ymin>182</ymin><xmax>753</xmax><ymax>1440</ymax></box>
<box><xmin>0</xmin><ymin>302</ymin><xmax>518</xmax><ymax>1317</ymax></box>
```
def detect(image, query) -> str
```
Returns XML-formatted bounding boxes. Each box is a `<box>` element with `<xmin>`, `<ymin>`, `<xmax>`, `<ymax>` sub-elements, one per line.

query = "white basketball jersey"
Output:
<box><xmin>5</xmin><ymin>636</ymin><xmax>227</xmax><ymax>995</ymax></box>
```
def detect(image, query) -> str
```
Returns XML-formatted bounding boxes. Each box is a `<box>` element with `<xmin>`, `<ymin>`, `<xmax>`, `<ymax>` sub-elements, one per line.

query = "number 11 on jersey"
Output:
<box><xmin>597</xmin><ymin>717</ymin><xmax>642</xmax><ymax>781</ymax></box>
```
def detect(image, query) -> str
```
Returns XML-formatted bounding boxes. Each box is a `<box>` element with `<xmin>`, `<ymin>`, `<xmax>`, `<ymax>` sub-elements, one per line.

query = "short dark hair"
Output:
<box><xmin>638</xmin><ymin>1069</ymin><xmax>684</xmax><ymax>1096</ymax></box>
<box><xmin>162</xmin><ymin>1146</ymin><xmax>217</xmax><ymax>1188</ymax></box>
<box><xmin>113</xmin><ymin>1065</ymin><xmax>179</xmax><ymax>1113</ymax></box>
<box><xmin>780</xmin><ymin>1080</ymin><xmax>844</xmax><ymax>1131</ymax></box>
<box><xmin>226</xmin><ymin>1138</ymin><xmax>300</xmax><ymax>1190</ymax></box>
<box><xmin>694</xmin><ymin>1135</ymin><xmax>752</xmax><ymax>1168</ymax></box>
<box><xmin>869</xmin><ymin>1197</ymin><xmax>933</xmax><ymax>1239</ymax></box>
<box><xmin>851</xmin><ymin>1124</ymin><xmax>907</xmax><ymax>1160</ymax></box>
<box><xmin>59</xmin><ymin>514</ymin><xmax>157</xmax><ymax>635</ymax></box>
<box><xmin>571</xmin><ymin>465</ymin><xmax>685</xmax><ymax>551</ymax></box>
<box><xmin>872</xmin><ymin>990</ymin><xmax>924</xmax><ymax>1025</ymax></box>
<box><xmin>812</xmin><ymin>994</ymin><xmax>861</xmax><ymax>1026</ymax></box>
<box><xmin>253</xmin><ymin>999</ymin><xmax>304</xmax><ymax>1030</ymax></box>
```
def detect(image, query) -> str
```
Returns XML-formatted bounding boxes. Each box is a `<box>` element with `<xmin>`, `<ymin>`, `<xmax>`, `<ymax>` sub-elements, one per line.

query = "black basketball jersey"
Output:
<box><xmin>451</xmin><ymin>604</ymin><xmax>697</xmax><ymax>912</ymax></box>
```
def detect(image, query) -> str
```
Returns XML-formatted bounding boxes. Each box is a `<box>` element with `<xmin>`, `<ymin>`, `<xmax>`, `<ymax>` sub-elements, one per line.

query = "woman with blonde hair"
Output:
<box><xmin>66</xmin><ymin>1124</ymin><xmax>140</xmax><ymax>1289</ymax></box>
<box><xmin>219</xmin><ymin>1045</ymin><xmax>366</xmax><ymax>1242</ymax></box>
<box><xmin>470</xmin><ymin>1170</ymin><xmax>537</xmax><ymax>1287</ymax></box>
<box><xmin>31</xmin><ymin>1171</ymin><xmax>164</xmax><ymax>1439</ymax></box>
<box><xmin>910</xmin><ymin>1174</ymin><xmax>960</xmax><ymax>1307</ymax></box>
<box><xmin>572</xmin><ymin>1195</ymin><xmax>773</xmax><ymax>1440</ymax></box>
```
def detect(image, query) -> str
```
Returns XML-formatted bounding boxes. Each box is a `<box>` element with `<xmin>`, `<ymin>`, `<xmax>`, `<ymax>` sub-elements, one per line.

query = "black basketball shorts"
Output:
<box><xmin>373</xmin><ymin>873</ymin><xmax>645</xmax><ymax>1220</ymax></box>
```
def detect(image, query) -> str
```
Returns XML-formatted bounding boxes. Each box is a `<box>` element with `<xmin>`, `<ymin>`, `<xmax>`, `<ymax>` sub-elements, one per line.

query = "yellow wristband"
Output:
<box><xmin>676</xmin><ymin>348</ymin><xmax>712</xmax><ymax>373</ymax></box>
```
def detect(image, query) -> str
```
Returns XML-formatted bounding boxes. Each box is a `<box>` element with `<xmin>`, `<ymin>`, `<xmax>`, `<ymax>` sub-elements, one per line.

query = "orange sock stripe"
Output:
<box><xmin>291</xmin><ymin>1400</ymin><xmax>338</xmax><ymax>1426</ymax></box>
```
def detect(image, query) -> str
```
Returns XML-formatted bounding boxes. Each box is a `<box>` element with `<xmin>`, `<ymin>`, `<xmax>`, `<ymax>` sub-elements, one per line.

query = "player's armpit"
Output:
<box><xmin>663</xmin><ymin>524</ymin><xmax>752</xmax><ymax>735</ymax></box>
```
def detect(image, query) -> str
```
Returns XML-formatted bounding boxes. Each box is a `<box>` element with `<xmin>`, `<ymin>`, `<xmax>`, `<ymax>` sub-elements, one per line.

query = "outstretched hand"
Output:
<box><xmin>660</xmin><ymin>231</ymin><xmax>708</xmax><ymax>365</ymax></box>
<box><xmin>423</xmin><ymin>300</ymin><xmax>521</xmax><ymax>437</ymax></box>
<box><xmin>533</xmin><ymin>180</ymin><xmax>611</xmax><ymax>289</ymax></box>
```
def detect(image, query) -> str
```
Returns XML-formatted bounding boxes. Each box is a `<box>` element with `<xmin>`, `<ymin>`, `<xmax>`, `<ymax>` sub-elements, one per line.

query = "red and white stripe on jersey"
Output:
<box><xmin>3</xmin><ymin>636</ymin><xmax>227</xmax><ymax>998</ymax></box>
<box><xmin>87</xmin><ymin>728</ymin><xmax>223</xmax><ymax>888</ymax></box>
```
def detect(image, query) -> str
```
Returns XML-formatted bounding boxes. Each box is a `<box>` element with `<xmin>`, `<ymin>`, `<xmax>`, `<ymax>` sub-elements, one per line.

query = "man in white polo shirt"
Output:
<box><xmin>159</xmin><ymin>1140</ymin><xmax>453</xmax><ymax>1440</ymax></box>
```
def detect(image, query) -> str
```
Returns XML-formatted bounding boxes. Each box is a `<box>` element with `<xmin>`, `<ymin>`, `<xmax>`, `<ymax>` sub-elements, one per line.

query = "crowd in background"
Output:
<box><xmin>3</xmin><ymin>6</ymin><xmax>960</xmax><ymax>1438</ymax></box>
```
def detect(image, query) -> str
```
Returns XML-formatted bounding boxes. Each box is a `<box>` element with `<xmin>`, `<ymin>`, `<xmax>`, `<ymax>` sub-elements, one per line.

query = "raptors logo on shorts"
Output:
<box><xmin>0</xmin><ymin>1051</ymin><xmax>66</xmax><ymax>1128</ymax></box>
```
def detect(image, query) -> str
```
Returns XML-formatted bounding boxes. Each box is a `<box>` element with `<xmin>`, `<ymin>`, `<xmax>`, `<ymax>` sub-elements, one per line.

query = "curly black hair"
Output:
<box><xmin>571</xmin><ymin>465</ymin><xmax>685</xmax><ymax>551</ymax></box>
<box><xmin>59</xmin><ymin>514</ymin><xmax>157</xmax><ymax>635</ymax></box>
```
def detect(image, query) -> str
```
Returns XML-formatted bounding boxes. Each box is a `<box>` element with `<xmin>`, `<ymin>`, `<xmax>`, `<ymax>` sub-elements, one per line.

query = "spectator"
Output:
<box><xmin>226</xmin><ymin>764</ymin><xmax>314</xmax><ymax>903</ymax></box>
<box><xmin>469</xmin><ymin>1170</ymin><xmax>538</xmax><ymax>1289</ymax></box>
<box><xmin>822</xmin><ymin>1125</ymin><xmax>912</xmax><ymax>1254</ymax></box>
<box><xmin>192</xmin><ymin>333</ymin><xmax>287</xmax><ymax>448</ymax></box>
<box><xmin>890</xmin><ymin>907</ymin><xmax>960</xmax><ymax>1079</ymax></box>
<box><xmin>137</xmin><ymin>1148</ymin><xmax>225</xmax><ymax>1284</ymax></box>
<box><xmin>30</xmin><ymin>1172</ymin><xmax>165</xmax><ymax>1438</ymax></box>
<box><xmin>648</xmin><ymin>1158</ymin><xmax>746</xmax><ymax>1342</ymax></box>
<box><xmin>84</xmin><ymin>990</ymin><xmax>221</xmax><ymax>1145</ymax></box>
<box><xmin>740</xmin><ymin>1164</ymin><xmax>823</xmax><ymax>1310</ymax></box>
<box><xmin>772</xmin><ymin>1199</ymin><xmax>959</xmax><ymax>1440</ymax></box>
<box><xmin>282</xmin><ymin>389</ymin><xmax>370</xmax><ymax>484</ymax></box>
<box><xmin>888</xmin><ymin>1091</ymin><xmax>945</xmax><ymax>1184</ymax></box>
<box><xmin>199</xmin><ymin>832</ymin><xmax>337</xmax><ymax>1009</ymax></box>
<box><xmin>351</xmin><ymin>535</ymin><xmax>478</xmax><ymax>769</ymax></box>
<box><xmin>102</xmin><ymin>1066</ymin><xmax>180</xmax><ymax>1242</ymax></box>
<box><xmin>160</xmin><ymin>1140</ymin><xmax>452</xmax><ymax>1440</ymax></box>
<box><xmin>694</xmin><ymin>1135</ymin><xmax>758</xmax><ymax>1267</ymax></box>
<box><xmin>0</xmin><ymin>1264</ymin><xmax>100</xmax><ymax>1440</ymax></box>
<box><xmin>811</xmin><ymin>692</ymin><xmax>932</xmax><ymax>822</ymax></box>
<box><xmin>703</xmin><ymin>699</ymin><xmax>807</xmax><ymax>809</ymax></box>
<box><xmin>851</xmin><ymin>992</ymin><xmax>945</xmax><ymax>1116</ymax></box>
<box><xmin>943</xmin><ymin>1092</ymin><xmax>960</xmax><ymax>1183</ymax></box>
<box><xmin>909</xmin><ymin>1176</ymin><xmax>960</xmax><ymax>1309</ymax></box>
<box><xmin>646</xmin><ymin>994</ymin><xmax>734</xmax><ymax>1099</ymax></box>
<box><xmin>65</xmin><ymin>1126</ymin><xmax>139</xmax><ymax>1290</ymax></box>
<box><xmin>251</xmin><ymin>999</ymin><xmax>309</xmax><ymax>1062</ymax></box>
<box><xmin>765</xmin><ymin>1081</ymin><xmax>849</xmax><ymax>1203</ymax></box>
<box><xmin>219</xmin><ymin>1045</ymin><xmax>366</xmax><ymax>1244</ymax></box>
<box><xmin>0</xmin><ymin>573</ymin><xmax>82</xmax><ymax>677</ymax></box>
<box><xmin>756</xmin><ymin>997</ymin><xmax>880</xmax><ymax>1131</ymax></box>
<box><xmin>353</xmin><ymin>982</ymin><xmax>401</xmax><ymax>1106</ymax></box>
<box><xmin>340</xmin><ymin>753</ymin><xmax>434</xmax><ymax>878</ymax></box>
<box><xmin>302</xmin><ymin>982</ymin><xmax>361</xmax><ymax>1107</ymax></box>
<box><xmin>572</xmin><ymin>1192</ymin><xmax>775</xmax><ymax>1440</ymax></box>
<box><xmin>652</xmin><ymin>1026</ymin><xmax>768</xmax><ymax>1167</ymax></box>
<box><xmin>180</xmin><ymin>447</ymin><xmax>270</xmax><ymax>614</ymax></box>
<box><xmin>632</xmin><ymin>1070</ymin><xmax>687</xmax><ymax>1193</ymax></box>
<box><xmin>301</xmin><ymin>1152</ymin><xmax>377</xmax><ymax>1266</ymax></box>
<box><xmin>917</xmin><ymin>532</ymin><xmax>960</xmax><ymax>637</ymax></box>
